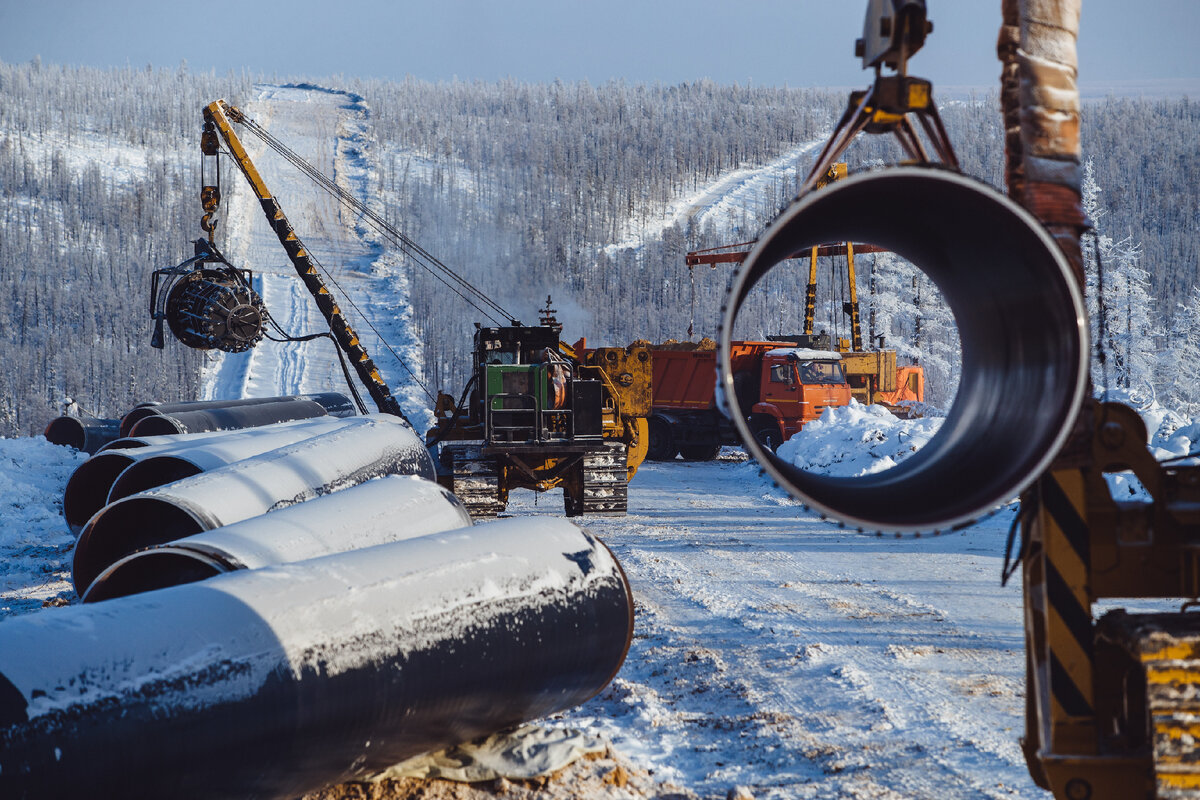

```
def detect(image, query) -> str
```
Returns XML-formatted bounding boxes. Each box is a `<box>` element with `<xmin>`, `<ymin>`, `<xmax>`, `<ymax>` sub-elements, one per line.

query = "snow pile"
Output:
<box><xmin>776</xmin><ymin>400</ymin><xmax>944</xmax><ymax>477</ymax></box>
<box><xmin>0</xmin><ymin>437</ymin><xmax>86</xmax><ymax>616</ymax></box>
<box><xmin>1099</xmin><ymin>387</ymin><xmax>1200</xmax><ymax>500</ymax></box>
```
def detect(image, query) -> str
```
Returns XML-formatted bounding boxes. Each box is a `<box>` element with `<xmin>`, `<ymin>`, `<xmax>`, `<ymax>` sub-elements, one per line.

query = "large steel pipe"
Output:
<box><xmin>720</xmin><ymin>167</ymin><xmax>1088</xmax><ymax>531</ymax></box>
<box><xmin>97</xmin><ymin>427</ymin><xmax>261</xmax><ymax>452</ymax></box>
<box><xmin>126</xmin><ymin>399</ymin><xmax>334</xmax><ymax>437</ymax></box>
<box><xmin>73</xmin><ymin>414</ymin><xmax>436</xmax><ymax>593</ymax></box>
<box><xmin>0</xmin><ymin>518</ymin><xmax>634</xmax><ymax>799</ymax></box>
<box><xmin>85</xmin><ymin>474</ymin><xmax>473</xmax><ymax>602</ymax></box>
<box><xmin>42</xmin><ymin>417</ymin><xmax>121</xmax><ymax>454</ymax></box>
<box><xmin>62</xmin><ymin>418</ymin><xmax>355</xmax><ymax>536</ymax></box>
<box><xmin>118</xmin><ymin>392</ymin><xmax>355</xmax><ymax>436</ymax></box>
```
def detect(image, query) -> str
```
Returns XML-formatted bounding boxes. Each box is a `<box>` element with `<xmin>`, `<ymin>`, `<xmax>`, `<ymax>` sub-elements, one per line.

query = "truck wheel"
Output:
<box><xmin>751</xmin><ymin>419</ymin><xmax>783</xmax><ymax>453</ymax></box>
<box><xmin>646</xmin><ymin>417</ymin><xmax>677</xmax><ymax>461</ymax></box>
<box><xmin>678</xmin><ymin>443</ymin><xmax>720</xmax><ymax>461</ymax></box>
<box><xmin>447</xmin><ymin>444</ymin><xmax>506</xmax><ymax>518</ymax></box>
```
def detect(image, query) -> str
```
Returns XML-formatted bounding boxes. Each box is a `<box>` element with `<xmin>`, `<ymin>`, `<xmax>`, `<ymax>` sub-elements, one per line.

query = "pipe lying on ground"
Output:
<box><xmin>62</xmin><ymin>418</ymin><xmax>357</xmax><ymax>535</ymax></box>
<box><xmin>719</xmin><ymin>167</ymin><xmax>1088</xmax><ymax>531</ymax></box>
<box><xmin>126</xmin><ymin>398</ymin><xmax>335</xmax><ymax>437</ymax></box>
<box><xmin>118</xmin><ymin>392</ymin><xmax>355</xmax><ymax>436</ymax></box>
<box><xmin>84</xmin><ymin>474</ymin><xmax>472</xmax><ymax>602</ymax></box>
<box><xmin>1</xmin><ymin>518</ymin><xmax>634</xmax><ymax>800</ymax></box>
<box><xmin>97</xmin><ymin>426</ymin><xmax>268</xmax><ymax>452</ymax></box>
<box><xmin>42</xmin><ymin>417</ymin><xmax>121</xmax><ymax>454</ymax></box>
<box><xmin>73</xmin><ymin>414</ymin><xmax>436</xmax><ymax>594</ymax></box>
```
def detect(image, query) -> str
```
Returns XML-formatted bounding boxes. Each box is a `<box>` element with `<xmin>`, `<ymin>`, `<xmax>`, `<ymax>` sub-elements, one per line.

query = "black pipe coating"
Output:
<box><xmin>43</xmin><ymin>417</ymin><xmax>122</xmax><ymax>455</ymax></box>
<box><xmin>720</xmin><ymin>167</ymin><xmax>1088</xmax><ymax>531</ymax></box>
<box><xmin>118</xmin><ymin>393</ymin><xmax>355</xmax><ymax>436</ymax></box>
<box><xmin>127</xmin><ymin>399</ymin><xmax>332</xmax><ymax>437</ymax></box>
<box><xmin>72</xmin><ymin>416</ymin><xmax>436</xmax><ymax>594</ymax></box>
<box><xmin>0</xmin><ymin>519</ymin><xmax>633</xmax><ymax>800</ymax></box>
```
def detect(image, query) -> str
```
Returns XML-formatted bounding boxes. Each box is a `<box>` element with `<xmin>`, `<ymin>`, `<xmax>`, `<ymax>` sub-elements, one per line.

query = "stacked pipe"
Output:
<box><xmin>72</xmin><ymin>414</ymin><xmax>436</xmax><ymax>593</ymax></box>
<box><xmin>44</xmin><ymin>394</ymin><xmax>356</xmax><ymax>455</ymax></box>
<box><xmin>62</xmin><ymin>417</ymin><xmax>356</xmax><ymax>535</ymax></box>
<box><xmin>26</xmin><ymin>395</ymin><xmax>634</xmax><ymax>798</ymax></box>
<box><xmin>83</xmin><ymin>473</ymin><xmax>473</xmax><ymax>602</ymax></box>
<box><xmin>119</xmin><ymin>392</ymin><xmax>357</xmax><ymax>436</ymax></box>
<box><xmin>0</xmin><ymin>517</ymin><xmax>634</xmax><ymax>799</ymax></box>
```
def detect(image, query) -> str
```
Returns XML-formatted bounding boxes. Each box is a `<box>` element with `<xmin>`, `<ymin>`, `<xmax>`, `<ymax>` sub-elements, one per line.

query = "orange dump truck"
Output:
<box><xmin>646</xmin><ymin>341</ymin><xmax>852</xmax><ymax>461</ymax></box>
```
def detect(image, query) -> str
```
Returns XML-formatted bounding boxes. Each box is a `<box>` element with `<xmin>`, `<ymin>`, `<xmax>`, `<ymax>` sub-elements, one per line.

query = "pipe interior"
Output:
<box><xmin>63</xmin><ymin>454</ymin><xmax>136</xmax><ymax>534</ymax></box>
<box><xmin>129</xmin><ymin>415</ymin><xmax>186</xmax><ymax>436</ymax></box>
<box><xmin>119</xmin><ymin>407</ymin><xmax>163</xmax><ymax>437</ymax></box>
<box><xmin>109</xmin><ymin>457</ymin><xmax>203</xmax><ymax>502</ymax></box>
<box><xmin>723</xmin><ymin>168</ymin><xmax>1086</xmax><ymax>530</ymax></box>
<box><xmin>74</xmin><ymin>498</ymin><xmax>207</xmax><ymax>595</ymax></box>
<box><xmin>83</xmin><ymin>551</ymin><xmax>223</xmax><ymax>603</ymax></box>
<box><xmin>44</xmin><ymin>417</ymin><xmax>87</xmax><ymax>450</ymax></box>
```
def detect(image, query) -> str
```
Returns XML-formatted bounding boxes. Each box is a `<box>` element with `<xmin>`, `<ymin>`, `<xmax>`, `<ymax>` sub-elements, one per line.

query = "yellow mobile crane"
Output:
<box><xmin>151</xmin><ymin>100</ymin><xmax>650</xmax><ymax>518</ymax></box>
<box><xmin>720</xmin><ymin>2</ymin><xmax>1200</xmax><ymax>797</ymax></box>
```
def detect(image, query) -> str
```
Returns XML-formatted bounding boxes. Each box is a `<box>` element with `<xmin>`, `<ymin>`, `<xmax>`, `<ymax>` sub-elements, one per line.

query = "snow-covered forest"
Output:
<box><xmin>2</xmin><ymin>59</ymin><xmax>1197</xmax><ymax>433</ymax></box>
<box><xmin>0</xmin><ymin>60</ymin><xmax>253</xmax><ymax>434</ymax></box>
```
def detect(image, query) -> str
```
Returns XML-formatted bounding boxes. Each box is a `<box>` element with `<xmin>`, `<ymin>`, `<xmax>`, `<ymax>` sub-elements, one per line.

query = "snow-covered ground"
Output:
<box><xmin>605</xmin><ymin>137</ymin><xmax>825</xmax><ymax>255</ymax></box>
<box><xmin>0</xmin><ymin>413</ymin><xmax>1035</xmax><ymax>800</ymax></box>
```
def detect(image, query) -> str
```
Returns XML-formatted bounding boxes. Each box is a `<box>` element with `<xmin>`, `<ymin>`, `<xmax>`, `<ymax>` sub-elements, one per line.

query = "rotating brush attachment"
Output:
<box><xmin>165</xmin><ymin>268</ymin><xmax>265</xmax><ymax>353</ymax></box>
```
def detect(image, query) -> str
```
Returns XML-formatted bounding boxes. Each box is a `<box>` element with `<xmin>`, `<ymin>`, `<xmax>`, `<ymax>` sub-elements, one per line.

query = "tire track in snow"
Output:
<box><xmin>605</xmin><ymin>138</ymin><xmax>826</xmax><ymax>253</ymax></box>
<box><xmin>197</xmin><ymin>84</ymin><xmax>429</xmax><ymax>426</ymax></box>
<box><xmin>507</xmin><ymin>456</ymin><xmax>1041</xmax><ymax>799</ymax></box>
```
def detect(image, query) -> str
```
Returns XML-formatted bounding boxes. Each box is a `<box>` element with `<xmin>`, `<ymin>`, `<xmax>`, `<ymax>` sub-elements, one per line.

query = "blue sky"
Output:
<box><xmin>2</xmin><ymin>0</ymin><xmax>1197</xmax><ymax>91</ymax></box>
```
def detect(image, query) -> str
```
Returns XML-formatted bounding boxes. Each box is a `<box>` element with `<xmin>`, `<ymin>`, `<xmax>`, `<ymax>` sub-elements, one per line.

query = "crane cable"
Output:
<box><xmin>230</xmin><ymin>110</ymin><xmax>516</xmax><ymax>327</ymax></box>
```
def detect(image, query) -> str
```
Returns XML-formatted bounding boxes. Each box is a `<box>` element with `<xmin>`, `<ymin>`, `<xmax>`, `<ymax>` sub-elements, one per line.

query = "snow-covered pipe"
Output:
<box><xmin>118</xmin><ymin>392</ymin><xmax>355</xmax><ymax>436</ymax></box>
<box><xmin>97</xmin><ymin>427</ymin><xmax>262</xmax><ymax>452</ymax></box>
<box><xmin>42</xmin><ymin>416</ymin><xmax>121</xmax><ymax>454</ymax></box>
<box><xmin>84</xmin><ymin>474</ymin><xmax>472</xmax><ymax>602</ymax></box>
<box><xmin>62</xmin><ymin>418</ymin><xmax>355</xmax><ymax>536</ymax></box>
<box><xmin>0</xmin><ymin>518</ymin><xmax>634</xmax><ymax>799</ymax></box>
<box><xmin>126</xmin><ymin>398</ymin><xmax>343</xmax><ymax>437</ymax></box>
<box><xmin>720</xmin><ymin>167</ymin><xmax>1088</xmax><ymax>531</ymax></box>
<box><xmin>73</xmin><ymin>415</ymin><xmax>436</xmax><ymax>594</ymax></box>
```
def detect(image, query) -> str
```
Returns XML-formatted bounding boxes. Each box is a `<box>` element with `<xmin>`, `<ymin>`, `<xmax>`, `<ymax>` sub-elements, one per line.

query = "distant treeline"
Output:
<box><xmin>2</xmin><ymin>59</ymin><xmax>1196</xmax><ymax>433</ymax></box>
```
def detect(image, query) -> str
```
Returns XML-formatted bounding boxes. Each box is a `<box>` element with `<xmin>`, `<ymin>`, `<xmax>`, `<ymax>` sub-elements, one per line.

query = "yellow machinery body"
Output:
<box><xmin>428</xmin><ymin>330</ymin><xmax>651</xmax><ymax>518</ymax></box>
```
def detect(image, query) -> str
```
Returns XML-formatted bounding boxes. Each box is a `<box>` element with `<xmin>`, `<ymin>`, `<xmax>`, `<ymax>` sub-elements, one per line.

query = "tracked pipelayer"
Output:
<box><xmin>149</xmin><ymin>99</ymin><xmax>650</xmax><ymax>519</ymax></box>
<box><xmin>720</xmin><ymin>2</ymin><xmax>1200</xmax><ymax>797</ymax></box>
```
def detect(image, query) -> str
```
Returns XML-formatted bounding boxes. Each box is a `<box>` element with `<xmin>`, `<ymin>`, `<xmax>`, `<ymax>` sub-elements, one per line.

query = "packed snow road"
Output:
<box><xmin>507</xmin><ymin>454</ymin><xmax>1042</xmax><ymax>800</ymax></box>
<box><xmin>201</xmin><ymin>85</ymin><xmax>429</xmax><ymax>426</ymax></box>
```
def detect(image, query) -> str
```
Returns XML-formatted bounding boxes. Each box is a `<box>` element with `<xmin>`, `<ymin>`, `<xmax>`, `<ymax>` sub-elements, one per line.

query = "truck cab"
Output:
<box><xmin>752</xmin><ymin>348</ymin><xmax>852</xmax><ymax>449</ymax></box>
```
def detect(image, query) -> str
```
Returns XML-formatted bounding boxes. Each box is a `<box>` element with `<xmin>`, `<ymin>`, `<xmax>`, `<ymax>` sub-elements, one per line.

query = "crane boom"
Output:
<box><xmin>201</xmin><ymin>100</ymin><xmax>409</xmax><ymax>423</ymax></box>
